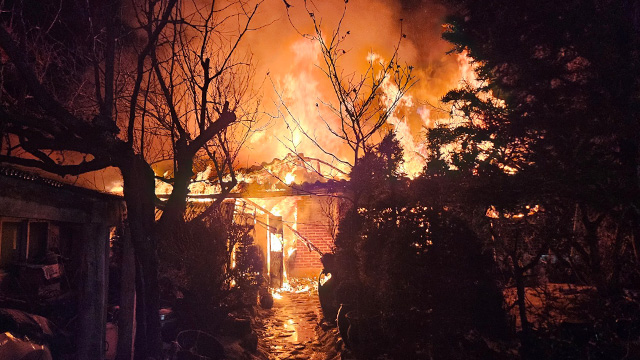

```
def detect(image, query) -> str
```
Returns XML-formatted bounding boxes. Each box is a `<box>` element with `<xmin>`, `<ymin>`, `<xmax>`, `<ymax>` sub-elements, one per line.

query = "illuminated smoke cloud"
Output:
<box><xmin>104</xmin><ymin>0</ymin><xmax>474</xmax><ymax>193</ymax></box>
<box><xmin>235</xmin><ymin>0</ymin><xmax>465</xmax><ymax>171</ymax></box>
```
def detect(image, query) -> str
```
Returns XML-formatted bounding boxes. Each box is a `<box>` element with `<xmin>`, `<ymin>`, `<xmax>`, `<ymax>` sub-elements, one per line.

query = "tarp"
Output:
<box><xmin>0</xmin><ymin>332</ymin><xmax>52</xmax><ymax>360</ymax></box>
<box><xmin>0</xmin><ymin>309</ymin><xmax>57</xmax><ymax>343</ymax></box>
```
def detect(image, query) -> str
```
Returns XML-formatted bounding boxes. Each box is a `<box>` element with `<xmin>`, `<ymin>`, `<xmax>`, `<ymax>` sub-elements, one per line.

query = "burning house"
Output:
<box><xmin>234</xmin><ymin>189</ymin><xmax>341</xmax><ymax>282</ymax></box>
<box><xmin>168</xmin><ymin>154</ymin><xmax>349</xmax><ymax>286</ymax></box>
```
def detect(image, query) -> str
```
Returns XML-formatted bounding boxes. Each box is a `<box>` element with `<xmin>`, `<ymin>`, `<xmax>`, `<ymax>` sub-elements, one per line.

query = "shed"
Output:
<box><xmin>0</xmin><ymin>166</ymin><xmax>124</xmax><ymax>358</ymax></box>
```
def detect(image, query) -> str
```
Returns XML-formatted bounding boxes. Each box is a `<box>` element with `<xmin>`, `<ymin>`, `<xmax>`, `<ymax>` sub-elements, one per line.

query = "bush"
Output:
<box><xmin>331</xmin><ymin>133</ymin><xmax>507</xmax><ymax>357</ymax></box>
<box><xmin>334</xmin><ymin>206</ymin><xmax>507</xmax><ymax>357</ymax></box>
<box><xmin>158</xmin><ymin>214</ymin><xmax>263</xmax><ymax>333</ymax></box>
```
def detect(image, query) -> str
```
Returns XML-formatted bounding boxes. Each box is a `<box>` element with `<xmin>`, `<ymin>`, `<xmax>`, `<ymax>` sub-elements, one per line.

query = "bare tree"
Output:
<box><xmin>277</xmin><ymin>0</ymin><xmax>416</xmax><ymax>172</ymax></box>
<box><xmin>146</xmin><ymin>0</ymin><xmax>261</xmax><ymax>232</ymax></box>
<box><xmin>318</xmin><ymin>194</ymin><xmax>349</xmax><ymax>242</ymax></box>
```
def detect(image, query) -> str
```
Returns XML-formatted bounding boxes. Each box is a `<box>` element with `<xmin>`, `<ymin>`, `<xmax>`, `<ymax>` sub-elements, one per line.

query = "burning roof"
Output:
<box><xmin>234</xmin><ymin>154</ymin><xmax>347</xmax><ymax>192</ymax></box>
<box><xmin>160</xmin><ymin>154</ymin><xmax>349</xmax><ymax>198</ymax></box>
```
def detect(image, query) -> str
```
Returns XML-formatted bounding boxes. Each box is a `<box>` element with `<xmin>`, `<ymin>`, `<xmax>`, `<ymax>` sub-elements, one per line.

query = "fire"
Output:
<box><xmin>319</xmin><ymin>272</ymin><xmax>331</xmax><ymax>286</ymax></box>
<box><xmin>144</xmin><ymin>2</ymin><xmax>483</xmax><ymax>199</ymax></box>
<box><xmin>233</xmin><ymin>0</ymin><xmax>465</xmax><ymax>175</ymax></box>
<box><xmin>272</xmin><ymin>278</ymin><xmax>316</xmax><ymax>295</ymax></box>
<box><xmin>157</xmin><ymin>154</ymin><xmax>346</xmax><ymax>199</ymax></box>
<box><xmin>143</xmin><ymin>4</ymin><xmax>498</xmax><ymax>294</ymax></box>
<box><xmin>376</xmin><ymin>55</ymin><xmax>428</xmax><ymax>178</ymax></box>
<box><xmin>270</xmin><ymin>231</ymin><xmax>283</xmax><ymax>252</ymax></box>
<box><xmin>89</xmin><ymin>1</ymin><xmax>476</xmax><ymax>194</ymax></box>
<box><xmin>486</xmin><ymin>204</ymin><xmax>542</xmax><ymax>219</ymax></box>
<box><xmin>284</xmin><ymin>172</ymin><xmax>296</xmax><ymax>185</ymax></box>
<box><xmin>457</xmin><ymin>51</ymin><xmax>480</xmax><ymax>87</ymax></box>
<box><xmin>252</xmin><ymin>196</ymin><xmax>299</xmax><ymax>282</ymax></box>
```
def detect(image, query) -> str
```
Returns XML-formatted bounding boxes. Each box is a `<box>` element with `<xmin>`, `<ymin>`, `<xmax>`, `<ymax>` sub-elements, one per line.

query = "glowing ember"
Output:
<box><xmin>271</xmin><ymin>278</ymin><xmax>318</xmax><ymax>299</ymax></box>
<box><xmin>486</xmin><ymin>204</ymin><xmax>542</xmax><ymax>219</ymax></box>
<box><xmin>319</xmin><ymin>272</ymin><xmax>331</xmax><ymax>286</ymax></box>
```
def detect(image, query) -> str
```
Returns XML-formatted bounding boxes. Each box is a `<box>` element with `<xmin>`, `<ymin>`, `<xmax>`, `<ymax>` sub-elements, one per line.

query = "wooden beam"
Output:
<box><xmin>77</xmin><ymin>222</ymin><xmax>109</xmax><ymax>359</ymax></box>
<box><xmin>0</xmin><ymin>197</ymin><xmax>89</xmax><ymax>222</ymax></box>
<box><xmin>117</xmin><ymin>223</ymin><xmax>136</xmax><ymax>360</ymax></box>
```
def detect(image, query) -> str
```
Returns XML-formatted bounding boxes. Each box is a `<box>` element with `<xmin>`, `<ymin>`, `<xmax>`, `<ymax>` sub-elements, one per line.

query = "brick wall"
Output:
<box><xmin>290</xmin><ymin>196</ymin><xmax>335</xmax><ymax>277</ymax></box>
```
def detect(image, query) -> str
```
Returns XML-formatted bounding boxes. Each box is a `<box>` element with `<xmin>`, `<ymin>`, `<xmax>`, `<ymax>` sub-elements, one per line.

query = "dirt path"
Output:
<box><xmin>255</xmin><ymin>289</ymin><xmax>343</xmax><ymax>360</ymax></box>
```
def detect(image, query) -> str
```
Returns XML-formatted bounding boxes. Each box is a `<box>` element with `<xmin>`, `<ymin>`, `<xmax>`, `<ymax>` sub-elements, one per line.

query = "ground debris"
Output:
<box><xmin>254</xmin><ymin>283</ymin><xmax>344</xmax><ymax>360</ymax></box>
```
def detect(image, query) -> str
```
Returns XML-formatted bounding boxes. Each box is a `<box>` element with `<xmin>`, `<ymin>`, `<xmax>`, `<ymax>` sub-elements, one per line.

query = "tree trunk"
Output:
<box><xmin>619</xmin><ymin>136</ymin><xmax>640</xmax><ymax>278</ymax></box>
<box><xmin>514</xmin><ymin>269</ymin><xmax>533</xmax><ymax>359</ymax></box>
<box><xmin>121</xmin><ymin>154</ymin><xmax>162</xmax><ymax>360</ymax></box>
<box><xmin>77</xmin><ymin>222</ymin><xmax>109</xmax><ymax>359</ymax></box>
<box><xmin>116</xmin><ymin>222</ymin><xmax>137</xmax><ymax>360</ymax></box>
<box><xmin>584</xmin><ymin>220</ymin><xmax>608</xmax><ymax>295</ymax></box>
<box><xmin>157</xmin><ymin>140</ymin><xmax>193</xmax><ymax>233</ymax></box>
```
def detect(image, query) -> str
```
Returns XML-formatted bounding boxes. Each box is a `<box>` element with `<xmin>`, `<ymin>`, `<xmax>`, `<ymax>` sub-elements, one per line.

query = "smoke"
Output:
<box><xmin>87</xmin><ymin>0</ymin><xmax>465</xmax><ymax>192</ymax></box>
<box><xmin>234</xmin><ymin>0</ymin><xmax>463</xmax><ymax>174</ymax></box>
